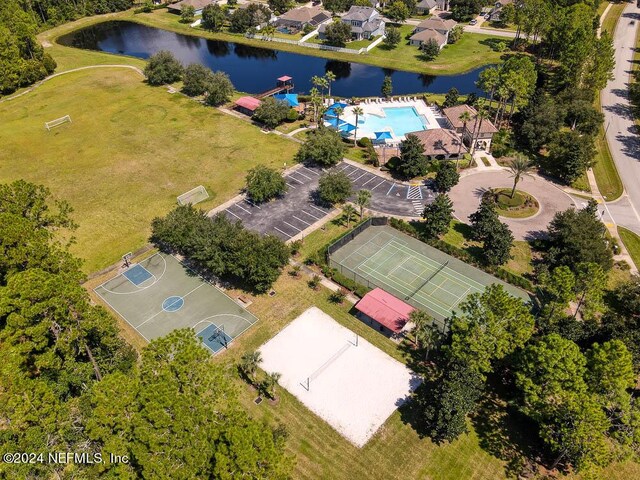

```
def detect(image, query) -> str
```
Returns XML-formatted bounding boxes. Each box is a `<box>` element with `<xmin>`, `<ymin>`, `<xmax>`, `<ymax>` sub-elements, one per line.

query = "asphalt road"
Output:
<box><xmin>601</xmin><ymin>2</ymin><xmax>640</xmax><ymax>234</ymax></box>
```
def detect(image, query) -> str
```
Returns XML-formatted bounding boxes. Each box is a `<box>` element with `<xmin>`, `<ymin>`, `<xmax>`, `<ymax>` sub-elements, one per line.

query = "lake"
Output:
<box><xmin>58</xmin><ymin>21</ymin><xmax>487</xmax><ymax>97</ymax></box>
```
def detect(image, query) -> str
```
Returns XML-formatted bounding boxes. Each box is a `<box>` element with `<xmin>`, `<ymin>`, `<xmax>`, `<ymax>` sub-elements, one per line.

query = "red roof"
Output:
<box><xmin>277</xmin><ymin>75</ymin><xmax>292</xmax><ymax>82</ymax></box>
<box><xmin>235</xmin><ymin>96</ymin><xmax>262</xmax><ymax>111</ymax></box>
<box><xmin>355</xmin><ymin>288</ymin><xmax>414</xmax><ymax>333</ymax></box>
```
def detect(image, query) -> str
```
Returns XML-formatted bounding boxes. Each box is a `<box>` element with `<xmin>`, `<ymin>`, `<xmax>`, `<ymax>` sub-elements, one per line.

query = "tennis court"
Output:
<box><xmin>94</xmin><ymin>252</ymin><xmax>257</xmax><ymax>354</ymax></box>
<box><xmin>329</xmin><ymin>224</ymin><xmax>529</xmax><ymax>325</ymax></box>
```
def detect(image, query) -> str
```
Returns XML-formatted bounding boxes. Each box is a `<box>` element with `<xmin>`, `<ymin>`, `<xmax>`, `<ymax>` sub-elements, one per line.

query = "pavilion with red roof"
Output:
<box><xmin>355</xmin><ymin>288</ymin><xmax>415</xmax><ymax>337</ymax></box>
<box><xmin>234</xmin><ymin>96</ymin><xmax>262</xmax><ymax>116</ymax></box>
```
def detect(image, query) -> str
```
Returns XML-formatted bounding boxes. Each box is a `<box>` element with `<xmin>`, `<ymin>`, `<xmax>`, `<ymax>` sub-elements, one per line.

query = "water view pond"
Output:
<box><xmin>58</xmin><ymin>21</ymin><xmax>487</xmax><ymax>97</ymax></box>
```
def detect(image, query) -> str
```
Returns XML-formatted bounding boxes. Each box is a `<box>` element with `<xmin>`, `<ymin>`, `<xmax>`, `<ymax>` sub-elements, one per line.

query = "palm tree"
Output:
<box><xmin>355</xmin><ymin>189</ymin><xmax>372</xmax><ymax>217</ymax></box>
<box><xmin>507</xmin><ymin>155</ymin><xmax>534</xmax><ymax>198</ymax></box>
<box><xmin>343</xmin><ymin>204</ymin><xmax>356</xmax><ymax>227</ymax></box>
<box><xmin>261</xmin><ymin>24</ymin><xmax>276</xmax><ymax>40</ymax></box>
<box><xmin>309</xmin><ymin>87</ymin><xmax>322</xmax><ymax>124</ymax></box>
<box><xmin>333</xmin><ymin>106</ymin><xmax>344</xmax><ymax>132</ymax></box>
<box><xmin>263</xmin><ymin>372</ymin><xmax>282</xmax><ymax>400</ymax></box>
<box><xmin>457</xmin><ymin>110</ymin><xmax>472</xmax><ymax>169</ymax></box>
<box><xmin>312</xmin><ymin>75</ymin><xmax>329</xmax><ymax>103</ymax></box>
<box><xmin>240</xmin><ymin>351</ymin><xmax>262</xmax><ymax>382</ymax></box>
<box><xmin>470</xmin><ymin>103</ymin><xmax>489</xmax><ymax>155</ymax></box>
<box><xmin>352</xmin><ymin>106</ymin><xmax>364</xmax><ymax>145</ymax></box>
<box><xmin>325</xmin><ymin>70</ymin><xmax>336</xmax><ymax>99</ymax></box>
<box><xmin>409</xmin><ymin>310</ymin><xmax>442</xmax><ymax>361</ymax></box>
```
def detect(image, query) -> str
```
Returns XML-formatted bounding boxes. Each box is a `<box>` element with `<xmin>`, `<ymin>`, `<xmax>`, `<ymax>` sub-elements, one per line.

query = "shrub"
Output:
<box><xmin>286</xmin><ymin>108</ymin><xmax>299</xmax><ymax>122</ymax></box>
<box><xmin>357</xmin><ymin>137</ymin><xmax>372</xmax><ymax>148</ymax></box>
<box><xmin>144</xmin><ymin>50</ymin><xmax>183</xmax><ymax>86</ymax></box>
<box><xmin>245</xmin><ymin>165</ymin><xmax>287</xmax><ymax>203</ymax></box>
<box><xmin>182</xmin><ymin>63</ymin><xmax>214</xmax><ymax>97</ymax></box>
<box><xmin>203</xmin><ymin>71</ymin><xmax>235</xmax><ymax>106</ymax></box>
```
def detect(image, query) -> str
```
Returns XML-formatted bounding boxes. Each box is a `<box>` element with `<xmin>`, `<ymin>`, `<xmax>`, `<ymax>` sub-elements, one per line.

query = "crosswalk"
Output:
<box><xmin>407</xmin><ymin>185</ymin><xmax>422</xmax><ymax>200</ymax></box>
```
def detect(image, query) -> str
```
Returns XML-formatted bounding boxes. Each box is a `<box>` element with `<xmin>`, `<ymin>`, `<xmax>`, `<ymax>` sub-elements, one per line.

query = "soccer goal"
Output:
<box><xmin>177</xmin><ymin>185</ymin><xmax>209</xmax><ymax>206</ymax></box>
<box><xmin>300</xmin><ymin>334</ymin><xmax>359</xmax><ymax>391</ymax></box>
<box><xmin>45</xmin><ymin>115</ymin><xmax>72</xmax><ymax>131</ymax></box>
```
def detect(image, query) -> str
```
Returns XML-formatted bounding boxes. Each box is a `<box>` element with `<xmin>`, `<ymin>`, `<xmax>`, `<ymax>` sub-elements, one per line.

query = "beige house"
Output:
<box><xmin>275</xmin><ymin>6</ymin><xmax>331</xmax><ymax>31</ymax></box>
<box><xmin>442</xmin><ymin>104</ymin><xmax>498</xmax><ymax>151</ymax></box>
<box><xmin>409</xmin><ymin>28</ymin><xmax>447</xmax><ymax>49</ymax></box>
<box><xmin>411</xmin><ymin>17</ymin><xmax>457</xmax><ymax>45</ymax></box>
<box><xmin>408</xmin><ymin>129</ymin><xmax>467</xmax><ymax>160</ymax></box>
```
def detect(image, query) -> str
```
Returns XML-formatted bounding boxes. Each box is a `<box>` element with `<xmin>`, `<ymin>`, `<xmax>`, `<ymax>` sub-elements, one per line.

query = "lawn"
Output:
<box><xmin>600</xmin><ymin>1</ymin><xmax>626</xmax><ymax>34</ymax></box>
<box><xmin>0</xmin><ymin>68</ymin><xmax>298</xmax><ymax>272</ymax></box>
<box><xmin>618</xmin><ymin>226</ymin><xmax>640</xmax><ymax>269</ymax></box>
<box><xmin>593</xmin><ymin>94</ymin><xmax>624</xmax><ymax>200</ymax></box>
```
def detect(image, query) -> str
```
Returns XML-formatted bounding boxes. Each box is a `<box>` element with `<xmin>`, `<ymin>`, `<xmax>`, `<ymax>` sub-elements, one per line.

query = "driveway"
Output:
<box><xmin>449</xmin><ymin>171</ymin><xmax>576</xmax><ymax>240</ymax></box>
<box><xmin>601</xmin><ymin>3</ymin><xmax>640</xmax><ymax>234</ymax></box>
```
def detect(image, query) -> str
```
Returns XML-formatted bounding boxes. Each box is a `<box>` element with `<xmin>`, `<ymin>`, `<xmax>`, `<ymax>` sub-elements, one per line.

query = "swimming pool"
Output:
<box><xmin>359</xmin><ymin>107</ymin><xmax>428</xmax><ymax>138</ymax></box>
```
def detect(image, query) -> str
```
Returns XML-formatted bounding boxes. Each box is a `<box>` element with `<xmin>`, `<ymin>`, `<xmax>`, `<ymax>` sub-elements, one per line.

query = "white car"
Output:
<box><xmin>469</xmin><ymin>19</ymin><xmax>478</xmax><ymax>25</ymax></box>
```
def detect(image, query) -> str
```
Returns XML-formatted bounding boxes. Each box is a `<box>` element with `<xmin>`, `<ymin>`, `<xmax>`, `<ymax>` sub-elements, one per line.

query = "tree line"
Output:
<box><xmin>0</xmin><ymin>180</ymin><xmax>293</xmax><ymax>479</ymax></box>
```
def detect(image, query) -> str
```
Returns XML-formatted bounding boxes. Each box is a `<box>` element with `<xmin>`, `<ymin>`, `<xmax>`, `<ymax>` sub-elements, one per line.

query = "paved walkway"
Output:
<box><xmin>449</xmin><ymin>170</ymin><xmax>576</xmax><ymax>241</ymax></box>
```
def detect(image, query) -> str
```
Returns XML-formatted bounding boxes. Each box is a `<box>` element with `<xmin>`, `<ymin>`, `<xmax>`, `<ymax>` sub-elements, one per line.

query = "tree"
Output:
<box><xmin>507</xmin><ymin>155</ymin><xmax>533</xmax><ymax>198</ymax></box>
<box><xmin>433</xmin><ymin>162</ymin><xmax>460</xmax><ymax>193</ymax></box>
<box><xmin>601</xmin><ymin>277</ymin><xmax>640</xmax><ymax>370</ymax></box>
<box><xmin>442</xmin><ymin>87</ymin><xmax>459</xmax><ymax>108</ymax></box>
<box><xmin>245</xmin><ymin>165</ymin><xmax>287</xmax><ymax>203</ymax></box>
<box><xmin>420</xmin><ymin>360</ymin><xmax>485</xmax><ymax>443</ymax></box>
<box><xmin>456</xmin><ymin>110</ymin><xmax>471</xmax><ymax>166</ymax></box>
<box><xmin>182</xmin><ymin>63</ymin><xmax>214</xmax><ymax>96</ymax></box>
<box><xmin>583</xmin><ymin>31</ymin><xmax>615</xmax><ymax>92</ymax></box>
<box><xmin>343</xmin><ymin>204</ymin><xmax>357</xmax><ymax>227</ymax></box>
<box><xmin>468</xmin><ymin>196</ymin><xmax>499</xmax><ymax>242</ymax></box>
<box><xmin>202</xmin><ymin>3</ymin><xmax>226</xmax><ymax>32</ymax></box>
<box><xmin>383</xmin><ymin>26</ymin><xmax>401</xmax><ymax>48</ymax></box>
<box><xmin>573</xmin><ymin>262</ymin><xmax>606</xmax><ymax>321</ymax></box>
<box><xmin>296</xmin><ymin>128</ymin><xmax>346</xmax><ymax>166</ymax></box>
<box><xmin>448</xmin><ymin>25</ymin><xmax>464</xmax><ymax>44</ymax></box>
<box><xmin>144</xmin><ymin>50</ymin><xmax>183</xmax><ymax>86</ymax></box>
<box><xmin>587</xmin><ymin>340</ymin><xmax>635</xmax><ymax>412</ymax></box>
<box><xmin>387</xmin><ymin>1</ymin><xmax>410</xmax><ymax>22</ymax></box>
<box><xmin>447</xmin><ymin>284</ymin><xmax>534</xmax><ymax>377</ymax></box>
<box><xmin>545</xmin><ymin>201</ymin><xmax>613</xmax><ymax>272</ymax></box>
<box><xmin>317</xmin><ymin>171</ymin><xmax>352</xmax><ymax>205</ymax></box>
<box><xmin>483</xmin><ymin>221</ymin><xmax>513</xmax><ymax>266</ymax></box>
<box><xmin>352</xmin><ymin>106</ymin><xmax>364</xmax><ymax>144</ymax></box>
<box><xmin>538</xmin><ymin>265</ymin><xmax>576</xmax><ymax>324</ymax></box>
<box><xmin>333</xmin><ymin>106</ymin><xmax>344</xmax><ymax>131</ymax></box>
<box><xmin>518</xmin><ymin>92</ymin><xmax>565</xmax><ymax>152</ymax></box>
<box><xmin>268</xmin><ymin>0</ymin><xmax>292</xmax><ymax>15</ymax></box>
<box><xmin>546</xmin><ymin>130</ymin><xmax>596</xmax><ymax>184</ymax></box>
<box><xmin>324</xmin><ymin>20</ymin><xmax>352</xmax><ymax>47</ymax></box>
<box><xmin>422</xmin><ymin>193</ymin><xmax>453</xmax><ymax>239</ymax></box>
<box><xmin>240</xmin><ymin>351</ymin><xmax>263</xmax><ymax>381</ymax></box>
<box><xmin>410</xmin><ymin>310</ymin><xmax>441</xmax><ymax>358</ymax></box>
<box><xmin>499</xmin><ymin>3</ymin><xmax>515</xmax><ymax>25</ymax></box>
<box><xmin>563</xmin><ymin>96</ymin><xmax>604</xmax><ymax>136</ymax></box>
<box><xmin>253</xmin><ymin>97</ymin><xmax>291</xmax><ymax>129</ymax></box>
<box><xmin>381</xmin><ymin>75</ymin><xmax>393</xmax><ymax>98</ymax></box>
<box><xmin>229</xmin><ymin>3</ymin><xmax>271</xmax><ymax>33</ymax></box>
<box><xmin>203</xmin><ymin>71</ymin><xmax>235</xmax><ymax>106</ymax></box>
<box><xmin>421</xmin><ymin>38</ymin><xmax>441</xmax><ymax>61</ymax></box>
<box><xmin>325</xmin><ymin>70</ymin><xmax>337</xmax><ymax>99</ymax></box>
<box><xmin>397</xmin><ymin>133</ymin><xmax>427</xmax><ymax>178</ymax></box>
<box><xmin>355</xmin><ymin>189</ymin><xmax>372</xmax><ymax>217</ymax></box>
<box><xmin>449</xmin><ymin>0</ymin><xmax>482</xmax><ymax>22</ymax></box>
<box><xmin>180</xmin><ymin>5</ymin><xmax>195</xmax><ymax>23</ymax></box>
<box><xmin>262</xmin><ymin>372</ymin><xmax>282</xmax><ymax>399</ymax></box>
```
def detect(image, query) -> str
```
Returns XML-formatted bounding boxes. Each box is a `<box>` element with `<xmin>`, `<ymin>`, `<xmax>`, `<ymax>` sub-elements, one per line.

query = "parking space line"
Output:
<box><xmin>300</xmin><ymin>166</ymin><xmax>319</xmax><ymax>176</ymax></box>
<box><xmin>293</xmin><ymin>215</ymin><xmax>311</xmax><ymax>226</ymax></box>
<box><xmin>245</xmin><ymin>199</ymin><xmax>261</xmax><ymax>209</ymax></box>
<box><xmin>361</xmin><ymin>176</ymin><xmax>378</xmax><ymax>187</ymax></box>
<box><xmin>286</xmin><ymin>182</ymin><xmax>297</xmax><ymax>189</ymax></box>
<box><xmin>293</xmin><ymin>170</ymin><xmax>312</xmax><ymax>180</ymax></box>
<box><xmin>371</xmin><ymin>179</ymin><xmax>387</xmax><ymax>190</ymax></box>
<box><xmin>234</xmin><ymin>203</ymin><xmax>252</xmax><ymax>215</ymax></box>
<box><xmin>386</xmin><ymin>184</ymin><xmax>396</xmax><ymax>195</ymax></box>
<box><xmin>274</xmin><ymin>226</ymin><xmax>292</xmax><ymax>238</ymax></box>
<box><xmin>309</xmin><ymin>204</ymin><xmax>329</xmax><ymax>214</ymax></box>
<box><xmin>300</xmin><ymin>209</ymin><xmax>321</xmax><ymax>219</ymax></box>
<box><xmin>346</xmin><ymin>168</ymin><xmax>362</xmax><ymax>177</ymax></box>
<box><xmin>353</xmin><ymin>172</ymin><xmax>369</xmax><ymax>182</ymax></box>
<box><xmin>283</xmin><ymin>220</ymin><xmax>301</xmax><ymax>231</ymax></box>
<box><xmin>225</xmin><ymin>209</ymin><xmax>242</xmax><ymax>220</ymax></box>
<box><xmin>287</xmin><ymin>176</ymin><xmax>305</xmax><ymax>184</ymax></box>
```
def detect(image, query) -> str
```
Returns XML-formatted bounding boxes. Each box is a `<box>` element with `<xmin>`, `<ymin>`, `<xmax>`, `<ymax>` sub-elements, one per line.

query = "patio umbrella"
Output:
<box><xmin>374</xmin><ymin>131</ymin><xmax>393</xmax><ymax>140</ymax></box>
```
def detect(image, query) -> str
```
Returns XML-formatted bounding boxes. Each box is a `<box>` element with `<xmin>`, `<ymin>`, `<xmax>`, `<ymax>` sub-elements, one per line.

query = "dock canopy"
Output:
<box><xmin>235</xmin><ymin>96</ymin><xmax>262</xmax><ymax>112</ymax></box>
<box><xmin>355</xmin><ymin>288</ymin><xmax>414</xmax><ymax>334</ymax></box>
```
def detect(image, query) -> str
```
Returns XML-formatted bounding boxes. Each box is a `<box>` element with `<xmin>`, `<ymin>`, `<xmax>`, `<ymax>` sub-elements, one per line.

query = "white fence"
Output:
<box><xmin>245</xmin><ymin>33</ymin><xmax>366</xmax><ymax>54</ymax></box>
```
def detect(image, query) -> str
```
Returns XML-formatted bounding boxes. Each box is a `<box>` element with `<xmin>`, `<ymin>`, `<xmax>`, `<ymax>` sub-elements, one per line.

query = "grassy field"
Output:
<box><xmin>600</xmin><ymin>1</ymin><xmax>626</xmax><ymax>35</ymax></box>
<box><xmin>109</xmin><ymin>9</ymin><xmax>507</xmax><ymax>76</ymax></box>
<box><xmin>618</xmin><ymin>226</ymin><xmax>640</xmax><ymax>268</ymax></box>
<box><xmin>0</xmin><ymin>68</ymin><xmax>298</xmax><ymax>272</ymax></box>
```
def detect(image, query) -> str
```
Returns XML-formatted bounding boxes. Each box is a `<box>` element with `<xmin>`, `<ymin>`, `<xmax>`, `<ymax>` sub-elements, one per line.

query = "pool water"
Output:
<box><xmin>360</xmin><ymin>107</ymin><xmax>428</xmax><ymax>138</ymax></box>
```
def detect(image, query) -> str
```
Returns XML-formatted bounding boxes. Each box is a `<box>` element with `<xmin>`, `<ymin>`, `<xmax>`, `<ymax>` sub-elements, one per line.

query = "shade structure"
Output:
<box><xmin>375</xmin><ymin>131</ymin><xmax>393</xmax><ymax>140</ymax></box>
<box><xmin>273</xmin><ymin>93</ymin><xmax>299</xmax><ymax>107</ymax></box>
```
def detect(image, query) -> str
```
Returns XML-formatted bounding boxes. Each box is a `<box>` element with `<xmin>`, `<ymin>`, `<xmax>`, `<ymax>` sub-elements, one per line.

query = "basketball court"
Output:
<box><xmin>329</xmin><ymin>224</ymin><xmax>529</xmax><ymax>326</ymax></box>
<box><xmin>259</xmin><ymin>307</ymin><xmax>421</xmax><ymax>447</ymax></box>
<box><xmin>94</xmin><ymin>252</ymin><xmax>257</xmax><ymax>353</ymax></box>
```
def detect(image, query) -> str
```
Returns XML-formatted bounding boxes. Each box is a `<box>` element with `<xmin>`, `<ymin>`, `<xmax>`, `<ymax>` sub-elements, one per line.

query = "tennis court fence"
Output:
<box><xmin>326</xmin><ymin>217</ymin><xmax>388</xmax><ymax>259</ymax></box>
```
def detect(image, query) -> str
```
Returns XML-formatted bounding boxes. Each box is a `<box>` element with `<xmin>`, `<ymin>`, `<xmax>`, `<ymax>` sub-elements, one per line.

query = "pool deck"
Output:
<box><xmin>326</xmin><ymin>99</ymin><xmax>445</xmax><ymax>144</ymax></box>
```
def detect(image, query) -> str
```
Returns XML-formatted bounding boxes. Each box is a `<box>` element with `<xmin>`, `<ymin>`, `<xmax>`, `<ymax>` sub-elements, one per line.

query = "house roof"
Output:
<box><xmin>409</xmin><ymin>28</ymin><xmax>446</xmax><ymax>46</ymax></box>
<box><xmin>415</xmin><ymin>17</ymin><xmax>457</xmax><ymax>32</ymax></box>
<box><xmin>416</xmin><ymin>0</ymin><xmax>438</xmax><ymax>9</ymax></box>
<box><xmin>167</xmin><ymin>0</ymin><xmax>213</xmax><ymax>11</ymax></box>
<box><xmin>277</xmin><ymin>6</ymin><xmax>330</xmax><ymax>25</ymax></box>
<box><xmin>235</xmin><ymin>96</ymin><xmax>262</xmax><ymax>111</ymax></box>
<box><xmin>408</xmin><ymin>128</ymin><xmax>467</xmax><ymax>156</ymax></box>
<box><xmin>443</xmin><ymin>104</ymin><xmax>498</xmax><ymax>134</ymax></box>
<box><xmin>343</xmin><ymin>6</ymin><xmax>377</xmax><ymax>22</ymax></box>
<box><xmin>355</xmin><ymin>288</ymin><xmax>414</xmax><ymax>334</ymax></box>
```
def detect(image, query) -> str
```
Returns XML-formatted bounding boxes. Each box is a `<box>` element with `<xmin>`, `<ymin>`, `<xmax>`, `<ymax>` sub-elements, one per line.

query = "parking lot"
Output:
<box><xmin>220</xmin><ymin>162</ymin><xmax>434</xmax><ymax>241</ymax></box>
<box><xmin>221</xmin><ymin>164</ymin><xmax>332</xmax><ymax>241</ymax></box>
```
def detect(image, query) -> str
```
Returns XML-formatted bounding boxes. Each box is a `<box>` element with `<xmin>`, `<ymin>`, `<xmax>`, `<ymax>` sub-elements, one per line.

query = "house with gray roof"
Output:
<box><xmin>411</xmin><ymin>17</ymin><xmax>457</xmax><ymax>45</ymax></box>
<box><xmin>415</xmin><ymin>0</ymin><xmax>438</xmax><ymax>14</ymax></box>
<box><xmin>275</xmin><ymin>6</ymin><xmax>331</xmax><ymax>31</ymax></box>
<box><xmin>319</xmin><ymin>6</ymin><xmax>385</xmax><ymax>41</ymax></box>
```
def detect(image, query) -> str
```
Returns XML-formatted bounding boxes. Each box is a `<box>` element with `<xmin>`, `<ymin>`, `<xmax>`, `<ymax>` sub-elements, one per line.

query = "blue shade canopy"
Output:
<box><xmin>340</xmin><ymin>123</ymin><xmax>356</xmax><ymax>132</ymax></box>
<box><xmin>375</xmin><ymin>131</ymin><xmax>393</xmax><ymax>139</ymax></box>
<box><xmin>273</xmin><ymin>93</ymin><xmax>299</xmax><ymax>107</ymax></box>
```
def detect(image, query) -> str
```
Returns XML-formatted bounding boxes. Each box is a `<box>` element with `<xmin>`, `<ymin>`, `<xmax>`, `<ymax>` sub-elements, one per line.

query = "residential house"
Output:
<box><xmin>489</xmin><ymin>0</ymin><xmax>513</xmax><ymax>22</ymax></box>
<box><xmin>442</xmin><ymin>104</ymin><xmax>498</xmax><ymax>151</ymax></box>
<box><xmin>167</xmin><ymin>0</ymin><xmax>214</xmax><ymax>15</ymax></box>
<box><xmin>275</xmin><ymin>6</ymin><xmax>331</xmax><ymax>31</ymax></box>
<box><xmin>319</xmin><ymin>6</ymin><xmax>385</xmax><ymax>41</ymax></box>
<box><xmin>415</xmin><ymin>0</ymin><xmax>438</xmax><ymax>15</ymax></box>
<box><xmin>410</xmin><ymin>17</ymin><xmax>457</xmax><ymax>47</ymax></box>
<box><xmin>407</xmin><ymin>128</ymin><xmax>467</xmax><ymax>161</ymax></box>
